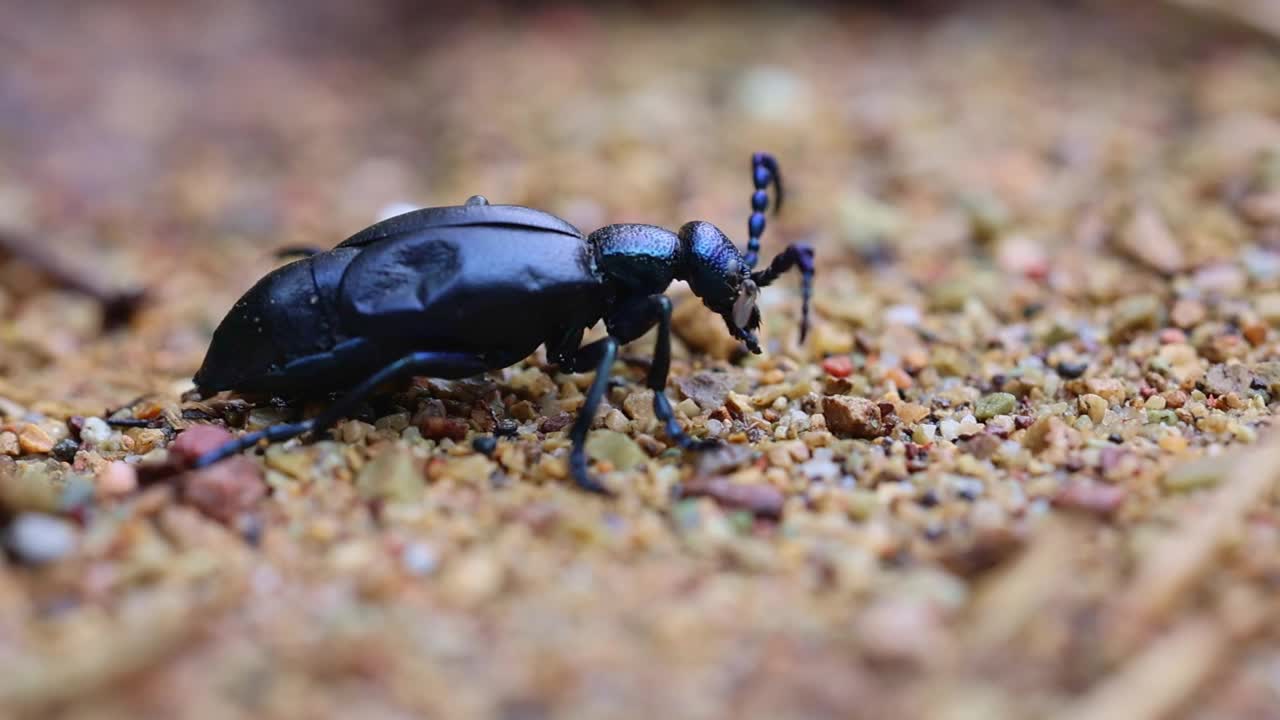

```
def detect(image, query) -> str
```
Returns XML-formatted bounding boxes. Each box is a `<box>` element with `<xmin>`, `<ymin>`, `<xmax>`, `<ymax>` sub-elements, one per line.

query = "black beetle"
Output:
<box><xmin>190</xmin><ymin>153</ymin><xmax>813</xmax><ymax>493</ymax></box>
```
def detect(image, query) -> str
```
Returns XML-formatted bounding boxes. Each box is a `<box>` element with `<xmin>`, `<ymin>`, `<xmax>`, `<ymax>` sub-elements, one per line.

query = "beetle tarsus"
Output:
<box><xmin>191</xmin><ymin>420</ymin><xmax>316</xmax><ymax>468</ymax></box>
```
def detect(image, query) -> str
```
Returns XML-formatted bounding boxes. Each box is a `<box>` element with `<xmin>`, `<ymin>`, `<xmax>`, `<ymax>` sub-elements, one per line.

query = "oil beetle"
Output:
<box><xmin>190</xmin><ymin>153</ymin><xmax>814</xmax><ymax>493</ymax></box>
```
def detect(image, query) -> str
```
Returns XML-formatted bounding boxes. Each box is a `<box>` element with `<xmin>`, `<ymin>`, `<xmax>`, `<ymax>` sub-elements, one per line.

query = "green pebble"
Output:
<box><xmin>1163</xmin><ymin>457</ymin><xmax>1222</xmax><ymax>492</ymax></box>
<box><xmin>729</xmin><ymin>510</ymin><xmax>755</xmax><ymax>535</ymax></box>
<box><xmin>975</xmin><ymin>392</ymin><xmax>1017</xmax><ymax>421</ymax></box>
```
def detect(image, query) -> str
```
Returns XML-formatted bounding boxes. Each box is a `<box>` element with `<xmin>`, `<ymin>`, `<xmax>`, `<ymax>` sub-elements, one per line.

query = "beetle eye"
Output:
<box><xmin>732</xmin><ymin>279</ymin><xmax>759</xmax><ymax>328</ymax></box>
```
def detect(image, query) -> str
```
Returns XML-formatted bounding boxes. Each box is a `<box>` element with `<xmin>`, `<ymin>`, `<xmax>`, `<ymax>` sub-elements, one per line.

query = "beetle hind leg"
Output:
<box><xmin>190</xmin><ymin>420</ymin><xmax>315</xmax><ymax>469</ymax></box>
<box><xmin>190</xmin><ymin>351</ymin><xmax>489</xmax><ymax>469</ymax></box>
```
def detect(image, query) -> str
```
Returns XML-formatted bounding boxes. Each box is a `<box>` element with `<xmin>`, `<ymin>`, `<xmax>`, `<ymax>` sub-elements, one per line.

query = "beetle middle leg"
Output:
<box><xmin>191</xmin><ymin>351</ymin><xmax>488</xmax><ymax>468</ymax></box>
<box><xmin>564</xmin><ymin>337</ymin><xmax>619</xmax><ymax>494</ymax></box>
<box><xmin>607</xmin><ymin>294</ymin><xmax>719</xmax><ymax>453</ymax></box>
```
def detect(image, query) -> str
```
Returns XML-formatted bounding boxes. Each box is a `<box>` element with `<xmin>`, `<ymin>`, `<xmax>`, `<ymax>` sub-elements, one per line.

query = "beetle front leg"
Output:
<box><xmin>751</xmin><ymin>243</ymin><xmax>815</xmax><ymax>343</ymax></box>
<box><xmin>608</xmin><ymin>295</ymin><xmax>719</xmax><ymax>452</ymax></box>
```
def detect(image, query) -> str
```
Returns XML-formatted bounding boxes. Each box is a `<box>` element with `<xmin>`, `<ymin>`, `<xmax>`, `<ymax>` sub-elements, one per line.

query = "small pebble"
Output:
<box><xmin>80</xmin><ymin>417</ymin><xmax>114</xmax><ymax>447</ymax></box>
<box><xmin>822</xmin><ymin>396</ymin><xmax>885</xmax><ymax>439</ymax></box>
<box><xmin>97</xmin><ymin>461</ymin><xmax>138</xmax><ymax>496</ymax></box>
<box><xmin>17</xmin><ymin>424</ymin><xmax>54</xmax><ymax>455</ymax></box>
<box><xmin>974</xmin><ymin>393</ymin><xmax>1016</xmax><ymax>421</ymax></box>
<box><xmin>6</xmin><ymin>512</ymin><xmax>77</xmax><ymax>565</ymax></box>
<box><xmin>170</xmin><ymin>425</ymin><xmax>236</xmax><ymax>464</ymax></box>
<box><xmin>472</xmin><ymin>435</ymin><xmax>498</xmax><ymax>456</ymax></box>
<box><xmin>50</xmin><ymin>437</ymin><xmax>79</xmax><ymax>463</ymax></box>
<box><xmin>184</xmin><ymin>457</ymin><xmax>268</xmax><ymax>524</ymax></box>
<box><xmin>401</xmin><ymin>541</ymin><xmax>439</xmax><ymax>576</ymax></box>
<box><xmin>494</xmin><ymin>419</ymin><xmax>520</xmax><ymax>437</ymax></box>
<box><xmin>822</xmin><ymin>356</ymin><xmax>854</xmax><ymax>378</ymax></box>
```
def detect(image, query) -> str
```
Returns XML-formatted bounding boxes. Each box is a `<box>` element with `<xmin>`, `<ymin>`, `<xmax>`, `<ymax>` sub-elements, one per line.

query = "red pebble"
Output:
<box><xmin>1052</xmin><ymin>481</ymin><xmax>1127</xmax><ymax>517</ymax></box>
<box><xmin>682</xmin><ymin>477</ymin><xmax>784</xmax><ymax>518</ymax></box>
<box><xmin>822</xmin><ymin>355</ymin><xmax>854</xmax><ymax>378</ymax></box>
<box><xmin>184</xmin><ymin>457</ymin><xmax>267</xmax><ymax>525</ymax></box>
<box><xmin>169</xmin><ymin>425</ymin><xmax>235</xmax><ymax>464</ymax></box>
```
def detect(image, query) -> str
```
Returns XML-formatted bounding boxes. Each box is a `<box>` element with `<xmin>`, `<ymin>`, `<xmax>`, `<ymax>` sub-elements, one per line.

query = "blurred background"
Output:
<box><xmin>1</xmin><ymin>0</ymin><xmax>1277</xmax><ymax>408</ymax></box>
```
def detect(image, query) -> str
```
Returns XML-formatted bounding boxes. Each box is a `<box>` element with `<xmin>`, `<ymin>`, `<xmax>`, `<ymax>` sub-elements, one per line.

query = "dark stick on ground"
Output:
<box><xmin>0</xmin><ymin>229</ymin><xmax>146</xmax><ymax>329</ymax></box>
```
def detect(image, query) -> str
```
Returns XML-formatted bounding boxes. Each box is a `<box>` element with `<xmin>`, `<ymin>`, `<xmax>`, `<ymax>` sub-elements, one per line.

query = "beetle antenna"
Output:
<box><xmin>744</xmin><ymin>152</ymin><xmax>783</xmax><ymax>270</ymax></box>
<box><xmin>752</xmin><ymin>242</ymin><xmax>814</xmax><ymax>343</ymax></box>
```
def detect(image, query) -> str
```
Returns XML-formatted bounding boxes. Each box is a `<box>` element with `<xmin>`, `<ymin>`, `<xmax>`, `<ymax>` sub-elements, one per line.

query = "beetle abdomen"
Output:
<box><xmin>193</xmin><ymin>248</ymin><xmax>360</xmax><ymax>394</ymax></box>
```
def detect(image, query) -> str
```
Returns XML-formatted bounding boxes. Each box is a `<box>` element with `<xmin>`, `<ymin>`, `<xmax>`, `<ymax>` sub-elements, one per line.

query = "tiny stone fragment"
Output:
<box><xmin>694</xmin><ymin>442</ymin><xmax>754</xmax><ymax>476</ymax></box>
<box><xmin>822</xmin><ymin>396</ymin><xmax>885</xmax><ymax>439</ymax></box>
<box><xmin>1163</xmin><ymin>456</ymin><xmax>1223</xmax><ymax>492</ymax></box>
<box><xmin>1120</xmin><ymin>204</ymin><xmax>1184</xmax><ymax>274</ymax></box>
<box><xmin>97</xmin><ymin>461</ymin><xmax>138</xmax><ymax>496</ymax></box>
<box><xmin>538</xmin><ymin>412</ymin><xmax>573</xmax><ymax>434</ymax></box>
<box><xmin>585</xmin><ymin>430</ymin><xmax>648</xmax><ymax>470</ymax></box>
<box><xmin>1109</xmin><ymin>294</ymin><xmax>1164</xmax><ymax>340</ymax></box>
<box><xmin>1203</xmin><ymin>363</ymin><xmax>1255</xmax><ymax>397</ymax></box>
<box><xmin>681</xmin><ymin>477</ymin><xmax>784</xmax><ymax>518</ymax></box>
<box><xmin>676</xmin><ymin>371</ymin><xmax>736</xmax><ymax>411</ymax></box>
<box><xmin>420</xmin><ymin>416</ymin><xmax>468</xmax><ymax>441</ymax></box>
<box><xmin>1052</xmin><ymin>481</ymin><xmax>1126</xmax><ymax>516</ymax></box>
<box><xmin>357</xmin><ymin>446</ymin><xmax>423</xmax><ymax>502</ymax></box>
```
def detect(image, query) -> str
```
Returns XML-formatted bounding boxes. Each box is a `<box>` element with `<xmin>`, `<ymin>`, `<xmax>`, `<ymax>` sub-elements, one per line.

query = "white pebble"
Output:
<box><xmin>6</xmin><ymin>513</ymin><xmax>77</xmax><ymax>565</ymax></box>
<box><xmin>798</xmin><ymin>459</ymin><xmax>840</xmax><ymax>482</ymax></box>
<box><xmin>80</xmin><ymin>417</ymin><xmax>115</xmax><ymax>448</ymax></box>
<box><xmin>939</xmin><ymin>419</ymin><xmax>961</xmax><ymax>441</ymax></box>
<box><xmin>401</xmin><ymin>542</ymin><xmax>439</xmax><ymax>577</ymax></box>
<box><xmin>884</xmin><ymin>304</ymin><xmax>922</xmax><ymax>327</ymax></box>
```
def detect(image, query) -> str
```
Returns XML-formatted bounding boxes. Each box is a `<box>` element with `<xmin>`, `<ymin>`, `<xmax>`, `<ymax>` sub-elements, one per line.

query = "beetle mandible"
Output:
<box><xmin>189</xmin><ymin>153</ymin><xmax>814</xmax><ymax>493</ymax></box>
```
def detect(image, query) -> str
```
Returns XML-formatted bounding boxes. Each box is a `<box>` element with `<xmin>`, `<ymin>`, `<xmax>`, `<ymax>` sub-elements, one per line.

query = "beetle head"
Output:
<box><xmin>679</xmin><ymin>221</ymin><xmax>762</xmax><ymax>353</ymax></box>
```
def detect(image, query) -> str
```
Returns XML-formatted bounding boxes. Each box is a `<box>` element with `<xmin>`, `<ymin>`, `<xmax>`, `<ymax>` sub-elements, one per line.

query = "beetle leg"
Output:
<box><xmin>190</xmin><ymin>351</ymin><xmax>488</xmax><ymax>468</ymax></box>
<box><xmin>608</xmin><ymin>295</ymin><xmax>720</xmax><ymax>453</ymax></box>
<box><xmin>751</xmin><ymin>243</ymin><xmax>815</xmax><ymax>344</ymax></box>
<box><xmin>273</xmin><ymin>245</ymin><xmax>325</xmax><ymax>260</ymax></box>
<box><xmin>190</xmin><ymin>420</ymin><xmax>316</xmax><ymax>469</ymax></box>
<box><xmin>566</xmin><ymin>337</ymin><xmax>619</xmax><ymax>494</ymax></box>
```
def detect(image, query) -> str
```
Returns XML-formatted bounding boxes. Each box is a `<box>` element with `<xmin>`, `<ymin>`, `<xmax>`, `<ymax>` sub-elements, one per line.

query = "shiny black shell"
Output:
<box><xmin>194</xmin><ymin>204</ymin><xmax>606</xmax><ymax>395</ymax></box>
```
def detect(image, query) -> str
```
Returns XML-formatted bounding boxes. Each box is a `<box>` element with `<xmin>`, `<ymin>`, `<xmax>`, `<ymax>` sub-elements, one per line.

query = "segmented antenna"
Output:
<box><xmin>744</xmin><ymin>152</ymin><xmax>783</xmax><ymax>270</ymax></box>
